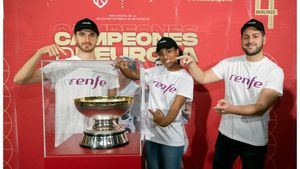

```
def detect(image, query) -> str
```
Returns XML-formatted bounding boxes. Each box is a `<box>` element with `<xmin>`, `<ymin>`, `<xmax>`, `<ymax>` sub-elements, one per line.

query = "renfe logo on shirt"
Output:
<box><xmin>229</xmin><ymin>74</ymin><xmax>263</xmax><ymax>89</ymax></box>
<box><xmin>69</xmin><ymin>76</ymin><xmax>107</xmax><ymax>89</ymax></box>
<box><xmin>153</xmin><ymin>80</ymin><xmax>176</xmax><ymax>93</ymax></box>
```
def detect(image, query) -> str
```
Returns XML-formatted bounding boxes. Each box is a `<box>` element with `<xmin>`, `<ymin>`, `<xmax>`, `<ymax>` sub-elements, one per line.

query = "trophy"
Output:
<box><xmin>74</xmin><ymin>96</ymin><xmax>133</xmax><ymax>149</ymax></box>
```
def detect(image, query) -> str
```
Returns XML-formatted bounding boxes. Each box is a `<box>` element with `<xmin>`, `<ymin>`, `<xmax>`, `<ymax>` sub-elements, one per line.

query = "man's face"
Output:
<box><xmin>74</xmin><ymin>29</ymin><xmax>98</xmax><ymax>53</ymax></box>
<box><xmin>241</xmin><ymin>27</ymin><xmax>266</xmax><ymax>56</ymax></box>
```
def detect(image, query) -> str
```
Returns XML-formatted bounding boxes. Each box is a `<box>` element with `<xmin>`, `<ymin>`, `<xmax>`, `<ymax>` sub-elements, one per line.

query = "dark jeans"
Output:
<box><xmin>143</xmin><ymin>140</ymin><xmax>184</xmax><ymax>169</ymax></box>
<box><xmin>213</xmin><ymin>132</ymin><xmax>267</xmax><ymax>169</ymax></box>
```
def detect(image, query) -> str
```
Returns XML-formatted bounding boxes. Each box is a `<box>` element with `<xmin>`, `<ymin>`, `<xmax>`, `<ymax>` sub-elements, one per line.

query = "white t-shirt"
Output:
<box><xmin>212</xmin><ymin>55</ymin><xmax>284</xmax><ymax>146</ymax></box>
<box><xmin>117</xmin><ymin>80</ymin><xmax>139</xmax><ymax>96</ymax></box>
<box><xmin>143</xmin><ymin>66</ymin><xmax>194</xmax><ymax>146</ymax></box>
<box><xmin>117</xmin><ymin>80</ymin><xmax>141</xmax><ymax>132</ymax></box>
<box><xmin>42</xmin><ymin>56</ymin><xmax>119</xmax><ymax>147</ymax></box>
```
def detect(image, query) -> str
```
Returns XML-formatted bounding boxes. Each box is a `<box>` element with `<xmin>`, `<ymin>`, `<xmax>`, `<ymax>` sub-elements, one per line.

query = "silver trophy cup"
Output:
<box><xmin>74</xmin><ymin>96</ymin><xmax>133</xmax><ymax>149</ymax></box>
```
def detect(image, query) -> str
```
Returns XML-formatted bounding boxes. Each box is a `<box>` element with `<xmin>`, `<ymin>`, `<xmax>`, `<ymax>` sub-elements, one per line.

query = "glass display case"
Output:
<box><xmin>41</xmin><ymin>59</ymin><xmax>143</xmax><ymax>158</ymax></box>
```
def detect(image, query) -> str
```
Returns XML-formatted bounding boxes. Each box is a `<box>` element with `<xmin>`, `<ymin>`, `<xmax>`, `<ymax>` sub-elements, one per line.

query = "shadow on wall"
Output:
<box><xmin>266</xmin><ymin>88</ymin><xmax>296</xmax><ymax>169</ymax></box>
<box><xmin>10</xmin><ymin>84</ymin><xmax>45</xmax><ymax>169</ymax></box>
<box><xmin>232</xmin><ymin>87</ymin><xmax>296</xmax><ymax>169</ymax></box>
<box><xmin>183</xmin><ymin>84</ymin><xmax>211</xmax><ymax>169</ymax></box>
<box><xmin>183</xmin><ymin>84</ymin><xmax>296</xmax><ymax>169</ymax></box>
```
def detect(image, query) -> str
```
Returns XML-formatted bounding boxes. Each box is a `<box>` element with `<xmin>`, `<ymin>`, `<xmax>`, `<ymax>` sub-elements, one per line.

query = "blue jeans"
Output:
<box><xmin>213</xmin><ymin>132</ymin><xmax>267</xmax><ymax>169</ymax></box>
<box><xmin>143</xmin><ymin>140</ymin><xmax>184</xmax><ymax>169</ymax></box>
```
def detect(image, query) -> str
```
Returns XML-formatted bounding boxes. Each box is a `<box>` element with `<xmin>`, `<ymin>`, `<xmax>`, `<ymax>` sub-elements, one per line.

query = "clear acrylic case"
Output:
<box><xmin>42</xmin><ymin>59</ymin><xmax>143</xmax><ymax>157</ymax></box>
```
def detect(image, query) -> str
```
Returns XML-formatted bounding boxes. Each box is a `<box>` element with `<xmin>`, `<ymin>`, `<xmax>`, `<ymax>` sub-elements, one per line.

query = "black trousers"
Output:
<box><xmin>213</xmin><ymin>132</ymin><xmax>267</xmax><ymax>169</ymax></box>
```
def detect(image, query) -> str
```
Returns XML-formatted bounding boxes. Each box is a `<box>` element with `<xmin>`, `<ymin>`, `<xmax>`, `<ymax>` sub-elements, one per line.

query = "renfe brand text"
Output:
<box><xmin>69</xmin><ymin>76</ymin><xmax>107</xmax><ymax>89</ymax></box>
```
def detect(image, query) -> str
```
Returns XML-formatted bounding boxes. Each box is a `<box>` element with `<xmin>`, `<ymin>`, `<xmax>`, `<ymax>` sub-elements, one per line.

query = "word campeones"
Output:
<box><xmin>54</xmin><ymin>32</ymin><xmax>199</xmax><ymax>62</ymax></box>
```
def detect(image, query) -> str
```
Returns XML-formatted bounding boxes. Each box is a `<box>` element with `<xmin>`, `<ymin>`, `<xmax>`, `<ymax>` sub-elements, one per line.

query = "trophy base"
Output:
<box><xmin>80</xmin><ymin>128</ymin><xmax>129</xmax><ymax>149</ymax></box>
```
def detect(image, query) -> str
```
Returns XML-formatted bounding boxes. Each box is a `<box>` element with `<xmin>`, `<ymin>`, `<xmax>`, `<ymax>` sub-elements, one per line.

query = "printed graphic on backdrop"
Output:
<box><xmin>93</xmin><ymin>0</ymin><xmax>109</xmax><ymax>9</ymax></box>
<box><xmin>4</xmin><ymin>0</ymin><xmax>296</xmax><ymax>169</ymax></box>
<box><xmin>255</xmin><ymin>0</ymin><xmax>277</xmax><ymax>28</ymax></box>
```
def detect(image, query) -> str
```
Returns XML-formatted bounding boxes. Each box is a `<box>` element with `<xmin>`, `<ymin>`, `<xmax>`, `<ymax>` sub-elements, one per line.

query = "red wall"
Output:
<box><xmin>4</xmin><ymin>0</ymin><xmax>296</xmax><ymax>169</ymax></box>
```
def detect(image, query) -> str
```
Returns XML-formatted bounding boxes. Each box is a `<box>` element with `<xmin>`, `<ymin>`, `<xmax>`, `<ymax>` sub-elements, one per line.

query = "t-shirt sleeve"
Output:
<box><xmin>41</xmin><ymin>60</ymin><xmax>80</xmax><ymax>83</ymax></box>
<box><xmin>263</xmin><ymin>67</ymin><xmax>284</xmax><ymax>96</ymax></box>
<box><xmin>41</xmin><ymin>62</ymin><xmax>62</xmax><ymax>83</ymax></box>
<box><xmin>211</xmin><ymin>60</ymin><xmax>227</xmax><ymax>80</ymax></box>
<box><xmin>144</xmin><ymin>67</ymin><xmax>157</xmax><ymax>84</ymax></box>
<box><xmin>108</xmin><ymin>75</ymin><xmax>120</xmax><ymax>89</ymax></box>
<box><xmin>176</xmin><ymin>74</ymin><xmax>194</xmax><ymax>102</ymax></box>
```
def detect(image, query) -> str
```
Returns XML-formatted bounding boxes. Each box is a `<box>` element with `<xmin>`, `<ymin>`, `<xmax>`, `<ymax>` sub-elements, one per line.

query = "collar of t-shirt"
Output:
<box><xmin>66</xmin><ymin>55</ymin><xmax>81</xmax><ymax>60</ymax></box>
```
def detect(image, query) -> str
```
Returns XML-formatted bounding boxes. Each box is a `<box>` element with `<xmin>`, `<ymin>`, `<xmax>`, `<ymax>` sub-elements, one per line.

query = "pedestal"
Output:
<box><xmin>44</xmin><ymin>133</ymin><xmax>142</xmax><ymax>169</ymax></box>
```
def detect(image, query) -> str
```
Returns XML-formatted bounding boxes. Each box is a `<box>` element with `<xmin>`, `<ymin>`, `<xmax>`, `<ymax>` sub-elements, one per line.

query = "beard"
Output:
<box><xmin>77</xmin><ymin>43</ymin><xmax>96</xmax><ymax>53</ymax></box>
<box><xmin>242</xmin><ymin>42</ymin><xmax>263</xmax><ymax>56</ymax></box>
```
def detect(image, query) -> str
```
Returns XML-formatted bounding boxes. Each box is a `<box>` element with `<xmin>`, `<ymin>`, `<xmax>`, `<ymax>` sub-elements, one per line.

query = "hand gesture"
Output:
<box><xmin>148</xmin><ymin>109</ymin><xmax>165</xmax><ymax>126</ymax></box>
<box><xmin>178</xmin><ymin>55</ymin><xmax>194</xmax><ymax>67</ymax></box>
<box><xmin>213</xmin><ymin>99</ymin><xmax>232</xmax><ymax>114</ymax></box>
<box><xmin>37</xmin><ymin>44</ymin><xmax>67</xmax><ymax>60</ymax></box>
<box><xmin>115</xmin><ymin>57</ymin><xmax>129</xmax><ymax>70</ymax></box>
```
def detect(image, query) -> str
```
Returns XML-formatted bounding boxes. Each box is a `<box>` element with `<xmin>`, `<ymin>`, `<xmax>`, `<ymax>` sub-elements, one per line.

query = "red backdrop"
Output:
<box><xmin>3</xmin><ymin>0</ymin><xmax>296</xmax><ymax>169</ymax></box>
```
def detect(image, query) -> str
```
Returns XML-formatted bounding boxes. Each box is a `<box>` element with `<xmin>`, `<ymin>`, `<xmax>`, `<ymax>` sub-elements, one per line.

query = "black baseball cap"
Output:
<box><xmin>241</xmin><ymin>19</ymin><xmax>265</xmax><ymax>35</ymax></box>
<box><xmin>156</xmin><ymin>37</ymin><xmax>179</xmax><ymax>52</ymax></box>
<box><xmin>74</xmin><ymin>18</ymin><xmax>99</xmax><ymax>35</ymax></box>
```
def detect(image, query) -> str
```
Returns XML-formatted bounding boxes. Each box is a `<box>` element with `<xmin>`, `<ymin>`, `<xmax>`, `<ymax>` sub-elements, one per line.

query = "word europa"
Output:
<box><xmin>229</xmin><ymin>75</ymin><xmax>263</xmax><ymax>89</ymax></box>
<box><xmin>54</xmin><ymin>32</ymin><xmax>199</xmax><ymax>62</ymax></box>
<box><xmin>153</xmin><ymin>81</ymin><xmax>176</xmax><ymax>94</ymax></box>
<box><xmin>69</xmin><ymin>76</ymin><xmax>107</xmax><ymax>89</ymax></box>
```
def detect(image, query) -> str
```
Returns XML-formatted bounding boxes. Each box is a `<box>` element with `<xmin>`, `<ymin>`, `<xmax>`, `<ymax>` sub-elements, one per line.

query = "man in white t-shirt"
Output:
<box><xmin>14</xmin><ymin>18</ymin><xmax>119</xmax><ymax>147</ymax></box>
<box><xmin>179</xmin><ymin>19</ymin><xmax>284</xmax><ymax>169</ymax></box>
